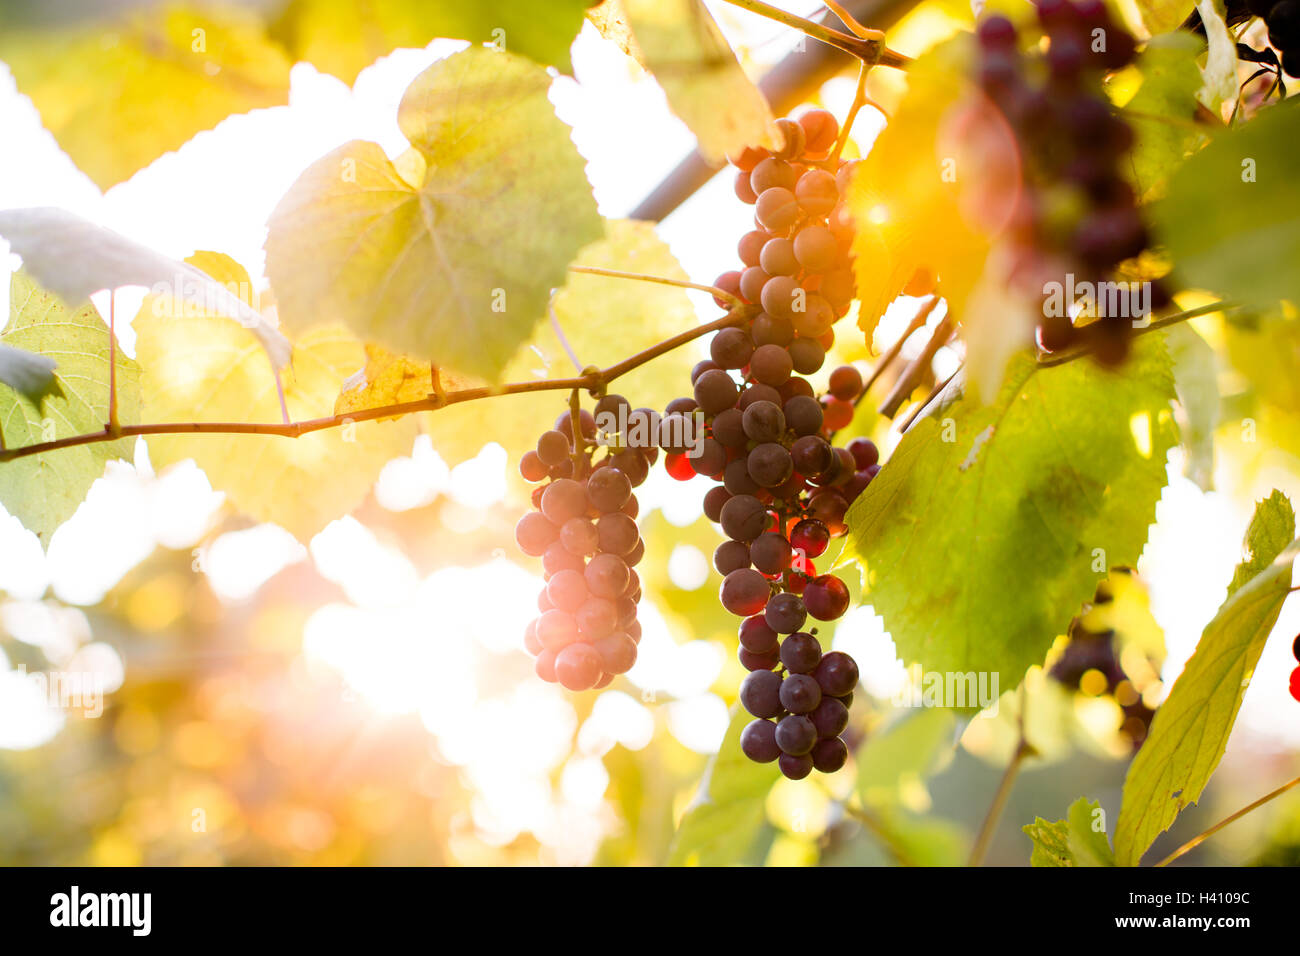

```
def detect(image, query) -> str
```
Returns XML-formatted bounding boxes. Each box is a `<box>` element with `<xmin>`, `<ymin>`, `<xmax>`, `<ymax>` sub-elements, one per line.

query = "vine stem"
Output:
<box><xmin>1035</xmin><ymin>300</ymin><xmax>1238</xmax><ymax>368</ymax></box>
<box><xmin>0</xmin><ymin>306</ymin><xmax>748</xmax><ymax>464</ymax></box>
<box><xmin>107</xmin><ymin>291</ymin><xmax>119</xmax><ymax>437</ymax></box>
<box><xmin>567</xmin><ymin>265</ymin><xmax>742</xmax><ymax>307</ymax></box>
<box><xmin>969</xmin><ymin>684</ymin><xmax>1035</xmax><ymax>867</ymax></box>
<box><xmin>720</xmin><ymin>0</ymin><xmax>911</xmax><ymax>69</ymax></box>
<box><xmin>1153</xmin><ymin>774</ymin><xmax>1300</xmax><ymax>867</ymax></box>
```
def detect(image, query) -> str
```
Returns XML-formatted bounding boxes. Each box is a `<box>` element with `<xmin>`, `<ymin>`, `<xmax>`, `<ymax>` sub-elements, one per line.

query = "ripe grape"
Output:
<box><xmin>755</xmin><ymin>187</ymin><xmax>800</xmax><ymax>232</ymax></box>
<box><xmin>741</xmin><ymin>719</ymin><xmax>782</xmax><ymax>762</ymax></box>
<box><xmin>847</xmin><ymin>437</ymin><xmax>879</xmax><ymax>469</ymax></box>
<box><xmin>597</xmin><ymin>513</ymin><xmax>640</xmax><ymax>555</ymax></box>
<box><xmin>594</xmin><ymin>632</ymin><xmax>637</xmax><ymax>675</ymax></box>
<box><xmin>694</xmin><ymin>369</ymin><xmax>740</xmax><ymax>415</ymax></box>
<box><xmin>739</xmin><ymin>645</ymin><xmax>780</xmax><ymax>671</ymax></box>
<box><xmin>737</xmin><ymin>383</ymin><xmax>783</xmax><ymax>410</ymax></box>
<box><xmin>711</xmin><ymin>407</ymin><xmax>747</xmax><ymax>448</ymax></box>
<box><xmin>747</xmin><ymin>443</ymin><xmax>794</xmax><ymax>487</ymax></box>
<box><xmin>585</xmin><ymin>552</ymin><xmax>630</xmax><ymax>599</ymax></box>
<box><xmin>691</xmin><ymin>438</ymin><xmax>728</xmax><ymax>479</ymax></box>
<box><xmin>724</xmin><ymin>458</ymin><xmax>761</xmax><ymax>496</ymax></box>
<box><xmin>740</xmin><ymin>669</ymin><xmax>784</xmax><ymax>718</ymax></box>
<box><xmin>535</xmin><ymin>649</ymin><xmax>558</xmax><ymax>683</ymax></box>
<box><xmin>828</xmin><ymin>365</ymin><xmax>864</xmax><ymax>401</ymax></box>
<box><xmin>787</xmin><ymin>337</ymin><xmax>825</xmax><ymax>375</ymax></box>
<box><xmin>720</xmin><ymin>494</ymin><xmax>770</xmax><ymax>542</ymax></box>
<box><xmin>577</xmin><ymin>597</ymin><xmax>618</xmax><ymax>640</ymax></box>
<box><xmin>519</xmin><ymin>451</ymin><xmax>549</xmax><ymax>482</ymax></box>
<box><xmin>734</xmin><ymin>170</ymin><xmax>757</xmax><ymax>204</ymax></box>
<box><xmin>775</xmin><ymin>714</ymin><xmax>817</xmax><ymax>754</ymax></box>
<box><xmin>714</xmin><ymin>539</ymin><xmax>751</xmax><ymax>575</ymax></box>
<box><xmin>765</xmin><ymin>591</ymin><xmax>808</xmax><ymax>634</ymax></box>
<box><xmin>791</xmin><ymin>293</ymin><xmax>834</xmax><ymax>338</ymax></box>
<box><xmin>541</xmin><ymin>478</ymin><xmax>588</xmax><ymax>524</ymax></box>
<box><xmin>810</xmin><ymin>737</ymin><xmax>848</xmax><ymax>773</ymax></box>
<box><xmin>739</xmin><ymin>615</ymin><xmax>780</xmax><ymax>653</ymax></box>
<box><xmin>760</xmin><ymin>275</ymin><xmax>801</xmax><ymax>321</ymax></box>
<box><xmin>742</xmin><ymin>401</ymin><xmax>785</xmax><ymax>442</ymax></box>
<box><xmin>542</xmin><ymin>540</ymin><xmax>584</xmax><ymax>576</ymax></box>
<box><xmin>749</xmin><ymin>532</ymin><xmax>793</xmax><ymax>575</ymax></box>
<box><xmin>759</xmin><ymin>237</ymin><xmax>800</xmax><ymax>276</ymax></box>
<box><xmin>738</xmin><ymin>229</ymin><xmax>770</xmax><ymax>267</ymax></box>
<box><xmin>789</xmin><ymin>518</ymin><xmax>830</xmax><ymax>558</ymax></box>
<box><xmin>515</xmin><ymin>511</ymin><xmax>558</xmax><ymax>556</ymax></box>
<box><xmin>793</xmin><ymin>224</ymin><xmax>839</xmax><ymax>272</ymax></box>
<box><xmin>555</xmin><ymin>642</ymin><xmax>603</xmax><ymax>691</ymax></box>
<box><xmin>752</xmin><ymin>313</ymin><xmax>794</xmax><ymax>347</ymax></box>
<box><xmin>797</xmin><ymin>108</ymin><xmax>839</xmax><ymax>153</ymax></box>
<box><xmin>587</xmin><ymin>467</ymin><xmax>632</xmax><ymax>513</ymax></box>
<box><xmin>803</xmin><ymin>574</ymin><xmax>851</xmax><ymax>621</ymax></box>
<box><xmin>711</xmin><ymin>327</ymin><xmax>755</xmax><ymax>369</ymax></box>
<box><xmin>546</xmin><ymin>569</ymin><xmax>588</xmax><ymax>612</ymax></box>
<box><xmin>560</xmin><ymin>517</ymin><xmax>599</xmax><ymax>555</ymax></box>
<box><xmin>778</xmin><ymin>752</ymin><xmax>813</xmax><ymax>780</ymax></box>
<box><xmin>750</xmin><ymin>157</ymin><xmax>798</xmax><ymax>194</ymax></box>
<box><xmin>780</xmin><ymin>673</ymin><xmax>822</xmax><ymax>714</ymax></box>
<box><xmin>720</xmin><ymin>568</ymin><xmax>771</xmax><ymax>616</ymax></box>
<box><xmin>780</xmin><ymin>632</ymin><xmax>822</xmax><ymax>673</ymax></box>
<box><xmin>814</xmin><ymin>650</ymin><xmax>860</xmax><ymax>697</ymax></box>
<box><xmin>795</xmin><ymin>169</ymin><xmax>838</xmax><ymax>218</ymax></box>
<box><xmin>810</xmin><ymin>696</ymin><xmax>849</xmax><ymax>738</ymax></box>
<box><xmin>773</xmin><ymin>117</ymin><xmax>806</xmax><ymax>160</ymax></box>
<box><xmin>783</xmin><ymin>395</ymin><xmax>824</xmax><ymax>437</ymax></box>
<box><xmin>749</xmin><ymin>343</ymin><xmax>793</xmax><ymax>386</ymax></box>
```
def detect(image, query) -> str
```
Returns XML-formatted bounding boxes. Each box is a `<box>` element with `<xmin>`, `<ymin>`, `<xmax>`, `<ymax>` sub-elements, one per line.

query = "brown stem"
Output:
<box><xmin>969</xmin><ymin>684</ymin><xmax>1035</xmax><ymax>867</ymax></box>
<box><xmin>1035</xmin><ymin>301</ymin><xmax>1237</xmax><ymax>368</ymax></box>
<box><xmin>107</xmin><ymin>292</ymin><xmax>120</xmax><ymax>438</ymax></box>
<box><xmin>721</xmin><ymin>0</ymin><xmax>911</xmax><ymax>69</ymax></box>
<box><xmin>878</xmin><ymin>311</ymin><xmax>956</xmax><ymax>419</ymax></box>
<box><xmin>0</xmin><ymin>309</ymin><xmax>746</xmax><ymax>464</ymax></box>
<box><xmin>1153</xmin><ymin>773</ymin><xmax>1300</xmax><ymax>867</ymax></box>
<box><xmin>568</xmin><ymin>265</ymin><xmax>742</xmax><ymax>308</ymax></box>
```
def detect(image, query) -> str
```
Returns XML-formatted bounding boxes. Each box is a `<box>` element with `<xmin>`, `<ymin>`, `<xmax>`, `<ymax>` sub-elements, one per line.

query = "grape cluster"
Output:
<box><xmin>1049</xmin><ymin>587</ymin><xmax>1156</xmax><ymax>748</ymax></box>
<box><xmin>515</xmin><ymin>402</ymin><xmax>654</xmax><ymax>691</ymax></box>
<box><xmin>677</xmin><ymin>110</ymin><xmax>867</xmax><ymax>777</ymax></box>
<box><xmin>975</xmin><ymin>2</ymin><xmax>1165</xmax><ymax>363</ymax></box>
<box><xmin>1249</xmin><ymin>0</ymin><xmax>1300</xmax><ymax>76</ymax></box>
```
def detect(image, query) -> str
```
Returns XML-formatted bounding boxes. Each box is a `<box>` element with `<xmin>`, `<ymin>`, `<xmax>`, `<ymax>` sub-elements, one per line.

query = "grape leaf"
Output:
<box><xmin>1024</xmin><ymin>796</ymin><xmax>1115</xmax><ymax>867</ymax></box>
<box><xmin>1154</xmin><ymin>99</ymin><xmax>1300</xmax><ymax>310</ymax></box>
<box><xmin>134</xmin><ymin>253</ymin><xmax>415</xmax><ymax>543</ymax></box>
<box><xmin>666</xmin><ymin>704</ymin><xmax>778</xmax><ymax>866</ymax></box>
<box><xmin>0</xmin><ymin>344</ymin><xmax>56</xmax><ymax>398</ymax></box>
<box><xmin>846</xmin><ymin>37</ymin><xmax>1008</xmax><ymax>377</ymax></box>
<box><xmin>0</xmin><ymin>271</ymin><xmax>139</xmax><ymax>546</ymax></box>
<box><xmin>843</xmin><ymin>336</ymin><xmax>1177</xmax><ymax>688</ymax></box>
<box><xmin>1122</xmin><ymin>33</ymin><xmax>1210</xmax><ymax>202</ymax></box>
<box><xmin>1113</xmin><ymin>491</ymin><xmax>1297</xmax><ymax>866</ymax></box>
<box><xmin>422</xmin><ymin>219</ymin><xmax>701</xmax><ymax>467</ymax></box>
<box><xmin>590</xmin><ymin>0</ymin><xmax>779</xmax><ymax>163</ymax></box>
<box><xmin>0</xmin><ymin>207</ymin><xmax>290</xmax><ymax>368</ymax></box>
<box><xmin>0</xmin><ymin>4</ymin><xmax>290</xmax><ymax>190</ymax></box>
<box><xmin>1165</xmin><ymin>323</ymin><xmax>1219</xmax><ymax>491</ymax></box>
<box><xmin>270</xmin><ymin>0</ymin><xmax>591</xmax><ymax>83</ymax></box>
<box><xmin>265</xmin><ymin>47</ymin><xmax>602</xmax><ymax>383</ymax></box>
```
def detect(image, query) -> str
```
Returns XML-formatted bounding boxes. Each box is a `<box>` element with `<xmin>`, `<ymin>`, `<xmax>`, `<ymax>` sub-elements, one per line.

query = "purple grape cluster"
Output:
<box><xmin>975</xmin><ymin>2</ymin><xmax>1167</xmax><ymax>363</ymax></box>
<box><xmin>516</xmin><ymin>402</ymin><xmax>655</xmax><ymax>691</ymax></box>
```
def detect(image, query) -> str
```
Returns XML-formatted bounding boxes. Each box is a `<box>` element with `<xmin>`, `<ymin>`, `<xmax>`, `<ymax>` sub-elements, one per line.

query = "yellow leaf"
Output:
<box><xmin>135</xmin><ymin>253</ymin><xmax>415</xmax><ymax>542</ymax></box>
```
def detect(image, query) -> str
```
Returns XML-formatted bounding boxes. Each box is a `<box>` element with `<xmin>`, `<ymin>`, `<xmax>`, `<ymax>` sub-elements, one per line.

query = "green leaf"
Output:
<box><xmin>666</xmin><ymin>704</ymin><xmax>778</xmax><ymax>866</ymax></box>
<box><xmin>1121</xmin><ymin>33</ymin><xmax>1210</xmax><ymax>202</ymax></box>
<box><xmin>422</xmin><ymin>219</ymin><xmax>700</xmax><ymax>467</ymax></box>
<box><xmin>844</xmin><ymin>336</ymin><xmax>1177</xmax><ymax>688</ymax></box>
<box><xmin>0</xmin><ymin>4</ymin><xmax>290</xmax><ymax>189</ymax></box>
<box><xmin>856</xmin><ymin>708</ymin><xmax>957</xmax><ymax>809</ymax></box>
<box><xmin>134</xmin><ymin>253</ymin><xmax>415</xmax><ymax>543</ymax></box>
<box><xmin>0</xmin><ymin>272</ymin><xmax>139</xmax><ymax>546</ymax></box>
<box><xmin>591</xmin><ymin>0</ymin><xmax>779</xmax><ymax>163</ymax></box>
<box><xmin>270</xmin><ymin>0</ymin><xmax>591</xmax><ymax>83</ymax></box>
<box><xmin>1024</xmin><ymin>796</ymin><xmax>1115</xmax><ymax>866</ymax></box>
<box><xmin>1114</xmin><ymin>491</ymin><xmax>1297</xmax><ymax>866</ymax></box>
<box><xmin>0</xmin><ymin>344</ymin><xmax>56</xmax><ymax>398</ymax></box>
<box><xmin>265</xmin><ymin>47</ymin><xmax>602</xmax><ymax>383</ymax></box>
<box><xmin>1165</xmin><ymin>323</ymin><xmax>1219</xmax><ymax>491</ymax></box>
<box><xmin>1154</xmin><ymin>99</ymin><xmax>1300</xmax><ymax>310</ymax></box>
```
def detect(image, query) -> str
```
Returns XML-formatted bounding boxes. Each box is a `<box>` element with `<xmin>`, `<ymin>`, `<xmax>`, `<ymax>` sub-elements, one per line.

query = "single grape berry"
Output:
<box><xmin>847</xmin><ymin>437</ymin><xmax>879</xmax><ymax>469</ymax></box>
<box><xmin>759</xmin><ymin>236</ymin><xmax>800</xmax><ymax>276</ymax></box>
<box><xmin>780</xmin><ymin>673</ymin><xmax>823</xmax><ymax>714</ymax></box>
<box><xmin>755</xmin><ymin>187</ymin><xmax>800</xmax><ymax>232</ymax></box>
<box><xmin>828</xmin><ymin>365</ymin><xmax>864</xmax><ymax>401</ymax></box>
<box><xmin>749</xmin><ymin>532</ymin><xmax>793</xmax><ymax>575</ymax></box>
<box><xmin>810</xmin><ymin>737</ymin><xmax>849</xmax><ymax>774</ymax></box>
<box><xmin>780</xmin><ymin>631</ymin><xmax>822</xmax><ymax>673</ymax></box>
<box><xmin>788</xmin><ymin>337</ymin><xmax>825</xmax><ymax>375</ymax></box>
<box><xmin>778</xmin><ymin>752</ymin><xmax>813</xmax><ymax>780</ymax></box>
<box><xmin>739</xmin><ymin>645</ymin><xmax>780</xmax><ymax>672</ymax></box>
<box><xmin>765</xmin><ymin>592</ymin><xmax>808</xmax><ymax>634</ymax></box>
<box><xmin>814</xmin><ymin>650</ymin><xmax>860</xmax><ymax>697</ymax></box>
<box><xmin>809</xmin><ymin>696</ymin><xmax>849</xmax><ymax>738</ymax></box>
<box><xmin>790</xmin><ymin>435</ymin><xmax>833</xmax><ymax>477</ymax></box>
<box><xmin>775</xmin><ymin>714</ymin><xmax>818</xmax><ymax>755</ymax></box>
<box><xmin>555</xmin><ymin>642</ymin><xmax>603</xmax><ymax>691</ymax></box>
<box><xmin>546</xmin><ymin>568</ymin><xmax>588</xmax><ymax>612</ymax></box>
<box><xmin>793</xmin><ymin>224</ymin><xmax>839</xmax><ymax>273</ymax></box>
<box><xmin>711</xmin><ymin>407</ymin><xmax>747</xmax><ymax>448</ymax></box>
<box><xmin>720</xmin><ymin>494</ymin><xmax>770</xmax><ymax>543</ymax></box>
<box><xmin>803</xmin><ymin>574</ymin><xmax>851</xmax><ymax>621</ymax></box>
<box><xmin>742</xmin><ymin>400</ymin><xmax>786</xmax><ymax>443</ymax></box>
<box><xmin>694</xmin><ymin>369</ymin><xmax>740</xmax><ymax>415</ymax></box>
<box><xmin>560</xmin><ymin>517</ymin><xmax>599</xmax><ymax>556</ymax></box>
<box><xmin>749</xmin><ymin>343</ymin><xmax>793</xmax><ymax>386</ymax></box>
<box><xmin>597</xmin><ymin>513</ymin><xmax>639</xmax><ymax>555</ymax></box>
<box><xmin>594</xmin><ymin>632</ymin><xmax>638</xmax><ymax>675</ymax></box>
<box><xmin>515</xmin><ymin>512</ymin><xmax>558</xmax><ymax>557</ymax></box>
<box><xmin>720</xmin><ymin>568</ymin><xmax>772</xmax><ymax>616</ymax></box>
<box><xmin>711</xmin><ymin>327</ymin><xmax>755</xmax><ymax>370</ymax></box>
<box><xmin>784</xmin><ymin>395</ymin><xmax>824</xmax><ymax>437</ymax></box>
<box><xmin>747</xmin><ymin>443</ymin><xmax>794</xmax><ymax>488</ymax></box>
<box><xmin>585</xmin><ymin>552</ymin><xmax>631</xmax><ymax>599</ymax></box>
<box><xmin>741</xmin><ymin>719</ymin><xmax>782</xmax><ymax>762</ymax></box>
<box><xmin>740</xmin><ymin>669</ymin><xmax>784</xmax><ymax>719</ymax></box>
<box><xmin>797</xmin><ymin>108</ymin><xmax>839</xmax><ymax>153</ymax></box>
<box><xmin>587</xmin><ymin>467</ymin><xmax>632</xmax><ymax>513</ymax></box>
<box><xmin>577</xmin><ymin>598</ymin><xmax>618</xmax><ymax>640</ymax></box>
<box><xmin>789</xmin><ymin>518</ymin><xmax>830</xmax><ymax>558</ymax></box>
<box><xmin>739</xmin><ymin>615</ymin><xmax>780</xmax><ymax>654</ymax></box>
<box><xmin>724</xmin><ymin>458</ymin><xmax>761</xmax><ymax>496</ymax></box>
<box><xmin>795</xmin><ymin>169</ymin><xmax>838</xmax><ymax>217</ymax></box>
<box><xmin>714</xmin><ymin>539</ymin><xmax>751</xmax><ymax>576</ymax></box>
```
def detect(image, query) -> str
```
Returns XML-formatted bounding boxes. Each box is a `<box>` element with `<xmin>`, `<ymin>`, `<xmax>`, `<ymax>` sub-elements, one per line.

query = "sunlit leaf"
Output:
<box><xmin>1165</xmin><ymin>323</ymin><xmax>1219</xmax><ymax>490</ymax></box>
<box><xmin>0</xmin><ymin>271</ymin><xmax>138</xmax><ymax>546</ymax></box>
<box><xmin>0</xmin><ymin>4</ymin><xmax>290</xmax><ymax>189</ymax></box>
<box><xmin>1121</xmin><ymin>33</ymin><xmax>1210</xmax><ymax>201</ymax></box>
<box><xmin>590</xmin><ymin>0</ymin><xmax>779</xmax><ymax>162</ymax></box>
<box><xmin>1024</xmin><ymin>796</ymin><xmax>1115</xmax><ymax>866</ymax></box>
<box><xmin>135</xmin><ymin>253</ymin><xmax>415</xmax><ymax>542</ymax></box>
<box><xmin>265</xmin><ymin>48</ymin><xmax>602</xmax><ymax>383</ymax></box>
<box><xmin>0</xmin><ymin>344</ymin><xmax>56</xmax><ymax>398</ymax></box>
<box><xmin>270</xmin><ymin>0</ymin><xmax>591</xmax><ymax>83</ymax></box>
<box><xmin>844</xmin><ymin>336</ymin><xmax>1177</xmax><ymax>687</ymax></box>
<box><xmin>1114</xmin><ymin>491</ymin><xmax>1297</xmax><ymax>865</ymax></box>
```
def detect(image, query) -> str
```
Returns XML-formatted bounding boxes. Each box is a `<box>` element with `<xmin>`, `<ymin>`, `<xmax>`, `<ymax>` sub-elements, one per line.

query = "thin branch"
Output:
<box><xmin>1035</xmin><ymin>300</ymin><xmax>1238</xmax><ymax>368</ymax></box>
<box><xmin>878</xmin><ymin>312</ymin><xmax>956</xmax><ymax>418</ymax></box>
<box><xmin>862</xmin><ymin>294</ymin><xmax>939</xmax><ymax>393</ymax></box>
<box><xmin>969</xmin><ymin>684</ymin><xmax>1035</xmax><ymax>867</ymax></box>
<box><xmin>898</xmin><ymin>363</ymin><xmax>961</xmax><ymax>432</ymax></box>
<box><xmin>549</xmin><ymin>298</ymin><xmax>585</xmax><ymax>375</ymax></box>
<box><xmin>0</xmin><ymin>308</ymin><xmax>747</xmax><ymax>464</ymax></box>
<box><xmin>568</xmin><ymin>265</ymin><xmax>743</xmax><ymax>307</ymax></box>
<box><xmin>107</xmin><ymin>291</ymin><xmax>119</xmax><ymax>437</ymax></box>
<box><xmin>720</xmin><ymin>0</ymin><xmax>911</xmax><ymax>69</ymax></box>
<box><xmin>1154</xmin><ymin>773</ymin><xmax>1300</xmax><ymax>867</ymax></box>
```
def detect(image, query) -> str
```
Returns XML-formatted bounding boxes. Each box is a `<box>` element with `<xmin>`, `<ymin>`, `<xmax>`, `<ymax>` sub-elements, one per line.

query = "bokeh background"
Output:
<box><xmin>1</xmin><ymin>1</ymin><xmax>1298</xmax><ymax>866</ymax></box>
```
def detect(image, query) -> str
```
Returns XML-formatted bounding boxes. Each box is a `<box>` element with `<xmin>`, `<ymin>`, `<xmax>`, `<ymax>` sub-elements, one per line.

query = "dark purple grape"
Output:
<box><xmin>721</xmin><ymin>460</ymin><xmax>758</xmax><ymax>499</ymax></box>
<box><xmin>752</xmin><ymin>313</ymin><xmax>794</xmax><ymax>347</ymax></box>
<box><xmin>691</xmin><ymin>360</ymin><xmax>720</xmax><ymax>385</ymax></box>
<box><xmin>749</xmin><ymin>343</ymin><xmax>793</xmax><ymax>386</ymax></box>
<box><xmin>790</xmin><ymin>435</ymin><xmax>833</xmax><ymax>477</ymax></box>
<box><xmin>749</xmin><ymin>532</ymin><xmax>792</xmax><ymax>575</ymax></box>
<box><xmin>778</xmin><ymin>753</ymin><xmax>813</xmax><ymax>779</ymax></box>
<box><xmin>740</xmin><ymin>669</ymin><xmax>784</xmax><ymax>718</ymax></box>
<box><xmin>739</xmin><ymin>645</ymin><xmax>779</xmax><ymax>671</ymax></box>
<box><xmin>788</xmin><ymin>337</ymin><xmax>825</xmax><ymax>375</ymax></box>
<box><xmin>847</xmin><ymin>437</ymin><xmax>879</xmax><ymax>469</ymax></box>
<box><xmin>779</xmin><ymin>673</ymin><xmax>822</xmax><ymax>714</ymax></box>
<box><xmin>587</xmin><ymin>467</ymin><xmax>632</xmax><ymax>513</ymax></box>
<box><xmin>742</xmin><ymin>401</ymin><xmax>786</xmax><ymax>443</ymax></box>
<box><xmin>803</xmin><ymin>574</ymin><xmax>850</xmax><ymax>620</ymax></box>
<box><xmin>597</xmin><ymin>512</ymin><xmax>639</xmax><ymax>555</ymax></box>
<box><xmin>703</xmin><ymin>485</ymin><xmax>732</xmax><ymax>523</ymax></box>
<box><xmin>741</xmin><ymin>719</ymin><xmax>782</xmax><ymax>763</ymax></box>
<box><xmin>738</xmin><ymin>615</ymin><xmax>780</xmax><ymax>653</ymax></box>
<box><xmin>720</xmin><ymin>568</ymin><xmax>771</xmax><ymax>616</ymax></box>
<box><xmin>711</xmin><ymin>328</ymin><xmax>755</xmax><ymax>370</ymax></box>
<box><xmin>720</xmin><ymin>494</ymin><xmax>769</xmax><ymax>543</ymax></box>
<box><xmin>713</xmin><ymin>539</ymin><xmax>751</xmax><ymax>576</ymax></box>
<box><xmin>810</xmin><ymin>737</ymin><xmax>848</xmax><ymax>773</ymax></box>
<box><xmin>747</xmin><ymin>443</ymin><xmax>793</xmax><ymax>488</ymax></box>
<box><xmin>784</xmin><ymin>395</ymin><xmax>824</xmax><ymax>437</ymax></box>
<box><xmin>737</xmin><ymin>383</ymin><xmax>783</xmax><ymax>410</ymax></box>
<box><xmin>775</xmin><ymin>714</ymin><xmax>817</xmax><ymax>755</ymax></box>
<box><xmin>828</xmin><ymin>365</ymin><xmax>863</xmax><ymax>401</ymax></box>
<box><xmin>694</xmin><ymin>369</ymin><xmax>740</xmax><ymax>415</ymax></box>
<box><xmin>813</xmin><ymin>650</ymin><xmax>860</xmax><ymax>697</ymax></box>
<box><xmin>765</xmin><ymin>592</ymin><xmax>807</xmax><ymax>634</ymax></box>
<box><xmin>779</xmin><ymin>632</ymin><xmax>822</xmax><ymax>673</ymax></box>
<box><xmin>690</xmin><ymin>438</ymin><xmax>728</xmax><ymax>479</ymax></box>
<box><xmin>810</xmin><ymin>696</ymin><xmax>849</xmax><ymax>738</ymax></box>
